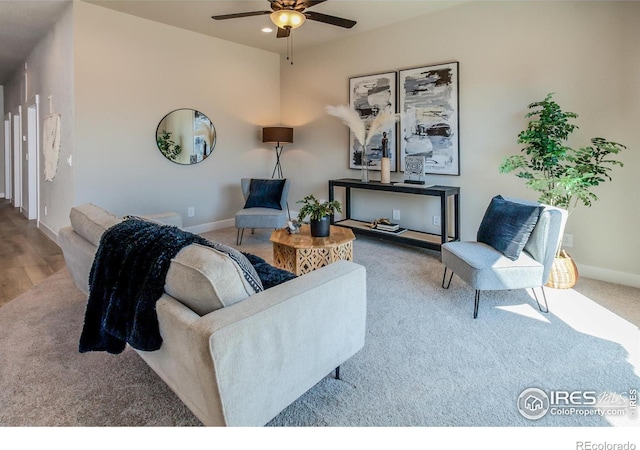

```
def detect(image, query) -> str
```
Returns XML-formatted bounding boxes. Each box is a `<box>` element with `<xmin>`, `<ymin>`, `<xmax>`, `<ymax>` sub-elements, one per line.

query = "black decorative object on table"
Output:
<box><xmin>310</xmin><ymin>216</ymin><xmax>331</xmax><ymax>238</ymax></box>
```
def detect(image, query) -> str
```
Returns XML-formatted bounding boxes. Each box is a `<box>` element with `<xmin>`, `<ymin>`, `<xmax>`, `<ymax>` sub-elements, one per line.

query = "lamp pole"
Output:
<box><xmin>271</xmin><ymin>142</ymin><xmax>284</xmax><ymax>179</ymax></box>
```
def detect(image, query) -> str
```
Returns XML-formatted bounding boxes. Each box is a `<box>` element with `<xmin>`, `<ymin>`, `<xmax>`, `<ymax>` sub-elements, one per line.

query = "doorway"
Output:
<box><xmin>24</xmin><ymin>97</ymin><xmax>39</xmax><ymax>221</ymax></box>
<box><xmin>3</xmin><ymin>114</ymin><xmax>10</xmax><ymax>200</ymax></box>
<box><xmin>12</xmin><ymin>107</ymin><xmax>21</xmax><ymax>210</ymax></box>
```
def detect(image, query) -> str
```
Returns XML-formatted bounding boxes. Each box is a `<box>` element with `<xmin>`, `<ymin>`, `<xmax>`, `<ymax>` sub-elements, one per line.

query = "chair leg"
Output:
<box><xmin>442</xmin><ymin>267</ymin><xmax>454</xmax><ymax>289</ymax></box>
<box><xmin>531</xmin><ymin>286</ymin><xmax>549</xmax><ymax>313</ymax></box>
<box><xmin>236</xmin><ymin>228</ymin><xmax>244</xmax><ymax>245</ymax></box>
<box><xmin>474</xmin><ymin>290</ymin><xmax>480</xmax><ymax>319</ymax></box>
<box><xmin>251</xmin><ymin>228</ymin><xmax>255</xmax><ymax>235</ymax></box>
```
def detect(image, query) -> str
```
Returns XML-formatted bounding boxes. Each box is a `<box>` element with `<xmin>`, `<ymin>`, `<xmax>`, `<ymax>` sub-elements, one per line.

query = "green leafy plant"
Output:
<box><xmin>156</xmin><ymin>130</ymin><xmax>182</xmax><ymax>161</ymax></box>
<box><xmin>297</xmin><ymin>195</ymin><xmax>342</xmax><ymax>222</ymax></box>
<box><xmin>499</xmin><ymin>93</ymin><xmax>626</xmax><ymax>214</ymax></box>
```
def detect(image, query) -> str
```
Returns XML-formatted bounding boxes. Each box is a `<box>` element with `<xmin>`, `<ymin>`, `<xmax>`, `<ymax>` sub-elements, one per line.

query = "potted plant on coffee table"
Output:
<box><xmin>499</xmin><ymin>93</ymin><xmax>626</xmax><ymax>288</ymax></box>
<box><xmin>297</xmin><ymin>195</ymin><xmax>342</xmax><ymax>237</ymax></box>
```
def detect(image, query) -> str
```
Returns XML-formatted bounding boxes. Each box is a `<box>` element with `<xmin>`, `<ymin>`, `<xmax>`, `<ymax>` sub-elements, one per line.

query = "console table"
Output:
<box><xmin>328</xmin><ymin>178</ymin><xmax>460</xmax><ymax>251</ymax></box>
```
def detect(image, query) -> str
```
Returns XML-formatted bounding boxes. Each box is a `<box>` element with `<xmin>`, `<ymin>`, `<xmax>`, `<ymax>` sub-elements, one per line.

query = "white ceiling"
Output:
<box><xmin>0</xmin><ymin>0</ymin><xmax>464</xmax><ymax>85</ymax></box>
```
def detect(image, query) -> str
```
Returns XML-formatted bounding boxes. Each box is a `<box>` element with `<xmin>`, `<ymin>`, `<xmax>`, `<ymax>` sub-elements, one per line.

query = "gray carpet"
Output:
<box><xmin>1</xmin><ymin>227</ymin><xmax>638</xmax><ymax>427</ymax></box>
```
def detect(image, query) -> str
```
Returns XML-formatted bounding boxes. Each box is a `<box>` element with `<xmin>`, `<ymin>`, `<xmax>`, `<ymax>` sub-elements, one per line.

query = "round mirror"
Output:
<box><xmin>156</xmin><ymin>109</ymin><xmax>216</xmax><ymax>165</ymax></box>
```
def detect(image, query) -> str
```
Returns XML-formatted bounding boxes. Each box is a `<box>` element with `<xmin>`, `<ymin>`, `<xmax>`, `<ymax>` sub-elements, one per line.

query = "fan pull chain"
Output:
<box><xmin>287</xmin><ymin>32</ymin><xmax>294</xmax><ymax>65</ymax></box>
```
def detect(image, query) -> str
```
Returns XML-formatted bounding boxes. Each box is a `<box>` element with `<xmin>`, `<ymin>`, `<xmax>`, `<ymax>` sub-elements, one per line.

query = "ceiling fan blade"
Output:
<box><xmin>269</xmin><ymin>0</ymin><xmax>286</xmax><ymax>11</ymax></box>
<box><xmin>211</xmin><ymin>11</ymin><xmax>271</xmax><ymax>20</ymax></box>
<box><xmin>295</xmin><ymin>1</ymin><xmax>328</xmax><ymax>10</ymax></box>
<box><xmin>276</xmin><ymin>27</ymin><xmax>291</xmax><ymax>38</ymax></box>
<box><xmin>305</xmin><ymin>11</ymin><xmax>357</xmax><ymax>29</ymax></box>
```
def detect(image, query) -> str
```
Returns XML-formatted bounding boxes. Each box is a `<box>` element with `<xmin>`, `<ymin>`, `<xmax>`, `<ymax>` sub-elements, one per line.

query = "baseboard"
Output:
<box><xmin>38</xmin><ymin>220</ymin><xmax>59</xmax><ymax>243</ymax></box>
<box><xmin>577</xmin><ymin>263</ymin><xmax>640</xmax><ymax>289</ymax></box>
<box><xmin>184</xmin><ymin>218</ymin><xmax>235</xmax><ymax>235</ymax></box>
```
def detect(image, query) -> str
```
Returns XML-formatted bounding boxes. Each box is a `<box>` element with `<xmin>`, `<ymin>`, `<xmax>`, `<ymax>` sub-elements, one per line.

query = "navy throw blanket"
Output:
<box><xmin>79</xmin><ymin>217</ymin><xmax>217</xmax><ymax>354</ymax></box>
<box><xmin>79</xmin><ymin>217</ymin><xmax>294</xmax><ymax>355</ymax></box>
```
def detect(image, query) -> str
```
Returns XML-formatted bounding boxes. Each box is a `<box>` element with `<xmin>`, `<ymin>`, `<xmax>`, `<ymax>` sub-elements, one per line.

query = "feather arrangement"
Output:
<box><xmin>325</xmin><ymin>105</ymin><xmax>366</xmax><ymax>146</ymax></box>
<box><xmin>364</xmin><ymin>109</ymin><xmax>399</xmax><ymax>145</ymax></box>
<box><xmin>325</xmin><ymin>104</ymin><xmax>398</xmax><ymax>146</ymax></box>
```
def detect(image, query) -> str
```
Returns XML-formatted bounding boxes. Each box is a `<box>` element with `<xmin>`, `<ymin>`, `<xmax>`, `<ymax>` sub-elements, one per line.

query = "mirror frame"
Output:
<box><xmin>155</xmin><ymin>108</ymin><xmax>216</xmax><ymax>165</ymax></box>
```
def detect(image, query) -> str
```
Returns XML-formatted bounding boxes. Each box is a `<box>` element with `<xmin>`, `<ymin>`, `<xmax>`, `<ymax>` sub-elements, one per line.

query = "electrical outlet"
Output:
<box><xmin>562</xmin><ymin>233</ymin><xmax>573</xmax><ymax>248</ymax></box>
<box><xmin>44</xmin><ymin>205</ymin><xmax>48</xmax><ymax>216</ymax></box>
<box><xmin>433</xmin><ymin>215</ymin><xmax>441</xmax><ymax>226</ymax></box>
<box><xmin>187</xmin><ymin>207</ymin><xmax>195</xmax><ymax>217</ymax></box>
<box><xmin>392</xmin><ymin>210</ymin><xmax>400</xmax><ymax>220</ymax></box>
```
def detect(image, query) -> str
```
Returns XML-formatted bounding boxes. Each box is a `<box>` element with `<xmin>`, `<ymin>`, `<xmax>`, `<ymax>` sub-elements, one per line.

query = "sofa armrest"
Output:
<box><xmin>191</xmin><ymin>260</ymin><xmax>366</xmax><ymax>426</ymax></box>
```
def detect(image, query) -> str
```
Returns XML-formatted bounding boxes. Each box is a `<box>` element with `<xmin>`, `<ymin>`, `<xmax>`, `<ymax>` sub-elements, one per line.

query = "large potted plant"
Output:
<box><xmin>499</xmin><ymin>93</ymin><xmax>626</xmax><ymax>288</ymax></box>
<box><xmin>297</xmin><ymin>195</ymin><xmax>342</xmax><ymax>238</ymax></box>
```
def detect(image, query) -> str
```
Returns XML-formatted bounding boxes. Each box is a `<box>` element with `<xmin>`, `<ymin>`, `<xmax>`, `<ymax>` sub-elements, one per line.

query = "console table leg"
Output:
<box><xmin>441</xmin><ymin>194</ymin><xmax>448</xmax><ymax>245</ymax></box>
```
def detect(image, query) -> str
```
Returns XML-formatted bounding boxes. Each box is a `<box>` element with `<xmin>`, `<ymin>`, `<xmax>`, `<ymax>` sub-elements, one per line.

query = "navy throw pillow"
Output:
<box><xmin>242</xmin><ymin>252</ymin><xmax>297</xmax><ymax>289</ymax></box>
<box><xmin>477</xmin><ymin>195</ymin><xmax>544</xmax><ymax>261</ymax></box>
<box><xmin>244</xmin><ymin>179</ymin><xmax>285</xmax><ymax>210</ymax></box>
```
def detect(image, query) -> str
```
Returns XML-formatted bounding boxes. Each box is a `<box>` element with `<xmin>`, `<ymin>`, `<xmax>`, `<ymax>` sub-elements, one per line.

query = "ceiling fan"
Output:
<box><xmin>211</xmin><ymin>0</ymin><xmax>357</xmax><ymax>39</ymax></box>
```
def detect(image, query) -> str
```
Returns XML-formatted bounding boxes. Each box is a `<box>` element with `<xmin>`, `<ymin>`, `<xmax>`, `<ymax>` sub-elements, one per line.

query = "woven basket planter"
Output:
<box><xmin>546</xmin><ymin>250</ymin><xmax>579</xmax><ymax>289</ymax></box>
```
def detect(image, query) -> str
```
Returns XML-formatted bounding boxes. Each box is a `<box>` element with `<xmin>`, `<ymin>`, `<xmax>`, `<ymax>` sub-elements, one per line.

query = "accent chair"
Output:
<box><xmin>235</xmin><ymin>178</ymin><xmax>291</xmax><ymax>245</ymax></box>
<box><xmin>441</xmin><ymin>196</ymin><xmax>567</xmax><ymax>318</ymax></box>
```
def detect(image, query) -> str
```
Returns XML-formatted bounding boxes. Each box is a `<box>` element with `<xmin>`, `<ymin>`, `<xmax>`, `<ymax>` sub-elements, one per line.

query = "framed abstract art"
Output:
<box><xmin>348</xmin><ymin>71</ymin><xmax>397</xmax><ymax>171</ymax></box>
<box><xmin>399</xmin><ymin>62</ymin><xmax>459</xmax><ymax>175</ymax></box>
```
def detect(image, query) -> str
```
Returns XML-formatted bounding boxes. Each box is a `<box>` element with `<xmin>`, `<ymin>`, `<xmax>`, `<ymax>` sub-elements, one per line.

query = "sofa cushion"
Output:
<box><xmin>244</xmin><ymin>179</ymin><xmax>285</xmax><ymax>210</ymax></box>
<box><xmin>165</xmin><ymin>244</ymin><xmax>262</xmax><ymax>315</ymax></box>
<box><xmin>70</xmin><ymin>204</ymin><xmax>122</xmax><ymax>247</ymax></box>
<box><xmin>476</xmin><ymin>195</ymin><xmax>543</xmax><ymax>261</ymax></box>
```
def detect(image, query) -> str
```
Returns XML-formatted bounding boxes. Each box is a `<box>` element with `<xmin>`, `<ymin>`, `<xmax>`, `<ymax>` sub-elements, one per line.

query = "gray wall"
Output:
<box><xmin>280</xmin><ymin>1</ymin><xmax>640</xmax><ymax>286</ymax></box>
<box><xmin>73</xmin><ymin>2</ymin><xmax>281</xmax><ymax>230</ymax></box>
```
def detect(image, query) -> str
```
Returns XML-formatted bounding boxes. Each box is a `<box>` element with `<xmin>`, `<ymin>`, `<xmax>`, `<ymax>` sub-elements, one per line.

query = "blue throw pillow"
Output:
<box><xmin>244</xmin><ymin>179</ymin><xmax>285</xmax><ymax>210</ymax></box>
<box><xmin>477</xmin><ymin>195</ymin><xmax>544</xmax><ymax>261</ymax></box>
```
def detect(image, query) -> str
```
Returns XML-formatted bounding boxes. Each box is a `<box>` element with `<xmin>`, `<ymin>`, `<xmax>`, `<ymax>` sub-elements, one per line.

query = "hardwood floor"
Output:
<box><xmin>0</xmin><ymin>199</ymin><xmax>65</xmax><ymax>307</ymax></box>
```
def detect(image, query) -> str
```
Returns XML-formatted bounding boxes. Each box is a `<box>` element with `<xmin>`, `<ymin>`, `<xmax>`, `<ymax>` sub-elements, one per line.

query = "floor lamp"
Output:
<box><xmin>263</xmin><ymin>126</ymin><xmax>293</xmax><ymax>179</ymax></box>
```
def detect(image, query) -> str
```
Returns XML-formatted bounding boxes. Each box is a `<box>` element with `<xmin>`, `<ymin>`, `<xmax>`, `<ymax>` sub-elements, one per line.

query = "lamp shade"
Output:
<box><xmin>270</xmin><ymin>9</ymin><xmax>306</xmax><ymax>29</ymax></box>
<box><xmin>263</xmin><ymin>127</ymin><xmax>294</xmax><ymax>144</ymax></box>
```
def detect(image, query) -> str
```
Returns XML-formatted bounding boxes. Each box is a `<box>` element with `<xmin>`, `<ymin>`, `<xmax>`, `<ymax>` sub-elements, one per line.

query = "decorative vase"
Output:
<box><xmin>380</xmin><ymin>157</ymin><xmax>391</xmax><ymax>184</ymax></box>
<box><xmin>360</xmin><ymin>148</ymin><xmax>369</xmax><ymax>183</ymax></box>
<box><xmin>546</xmin><ymin>250</ymin><xmax>579</xmax><ymax>289</ymax></box>
<box><xmin>310</xmin><ymin>216</ymin><xmax>331</xmax><ymax>237</ymax></box>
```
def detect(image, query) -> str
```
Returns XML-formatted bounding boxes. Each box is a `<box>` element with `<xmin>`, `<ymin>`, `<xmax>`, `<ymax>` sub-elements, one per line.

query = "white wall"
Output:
<box><xmin>281</xmin><ymin>1</ymin><xmax>640</xmax><ymax>285</ymax></box>
<box><xmin>3</xmin><ymin>3</ymin><xmax>75</xmax><ymax>238</ymax></box>
<box><xmin>73</xmin><ymin>2</ymin><xmax>281</xmax><ymax>229</ymax></box>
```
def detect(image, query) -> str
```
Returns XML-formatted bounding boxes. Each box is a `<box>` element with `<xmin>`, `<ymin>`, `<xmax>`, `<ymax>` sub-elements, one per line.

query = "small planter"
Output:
<box><xmin>546</xmin><ymin>250</ymin><xmax>579</xmax><ymax>289</ymax></box>
<box><xmin>310</xmin><ymin>216</ymin><xmax>330</xmax><ymax>237</ymax></box>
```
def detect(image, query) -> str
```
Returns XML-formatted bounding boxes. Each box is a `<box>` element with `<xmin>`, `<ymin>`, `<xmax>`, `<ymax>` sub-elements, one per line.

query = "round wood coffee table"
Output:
<box><xmin>270</xmin><ymin>225</ymin><xmax>355</xmax><ymax>275</ymax></box>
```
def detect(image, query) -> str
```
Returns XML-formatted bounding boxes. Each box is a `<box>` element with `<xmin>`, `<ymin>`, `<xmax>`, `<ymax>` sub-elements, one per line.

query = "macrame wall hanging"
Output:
<box><xmin>43</xmin><ymin>96</ymin><xmax>61</xmax><ymax>182</ymax></box>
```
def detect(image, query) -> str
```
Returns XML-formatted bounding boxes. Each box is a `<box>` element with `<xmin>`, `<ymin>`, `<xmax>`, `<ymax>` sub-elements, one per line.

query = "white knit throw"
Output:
<box><xmin>43</xmin><ymin>113</ymin><xmax>61</xmax><ymax>182</ymax></box>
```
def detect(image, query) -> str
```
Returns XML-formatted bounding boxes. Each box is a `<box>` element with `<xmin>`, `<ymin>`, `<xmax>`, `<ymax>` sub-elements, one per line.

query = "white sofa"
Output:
<box><xmin>58</xmin><ymin>204</ymin><xmax>367</xmax><ymax>426</ymax></box>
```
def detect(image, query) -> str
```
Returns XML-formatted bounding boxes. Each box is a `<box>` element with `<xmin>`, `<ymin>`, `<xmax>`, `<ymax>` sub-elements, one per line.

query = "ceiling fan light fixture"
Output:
<box><xmin>270</xmin><ymin>9</ymin><xmax>306</xmax><ymax>29</ymax></box>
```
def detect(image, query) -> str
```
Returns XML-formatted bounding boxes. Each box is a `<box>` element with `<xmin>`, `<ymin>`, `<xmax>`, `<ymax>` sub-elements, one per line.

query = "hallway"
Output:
<box><xmin>0</xmin><ymin>200</ymin><xmax>64</xmax><ymax>307</ymax></box>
